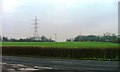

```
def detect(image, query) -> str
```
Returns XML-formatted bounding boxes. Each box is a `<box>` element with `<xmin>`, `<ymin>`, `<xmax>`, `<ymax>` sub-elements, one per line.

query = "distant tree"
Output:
<box><xmin>86</xmin><ymin>35</ymin><xmax>97</xmax><ymax>41</ymax></box>
<box><xmin>111</xmin><ymin>34</ymin><xmax>117</xmax><ymax>43</ymax></box>
<box><xmin>74</xmin><ymin>35</ymin><xmax>80</xmax><ymax>41</ymax></box>
<box><xmin>66</xmin><ymin>38</ymin><xmax>73</xmax><ymax>42</ymax></box>
<box><xmin>103</xmin><ymin>32</ymin><xmax>112</xmax><ymax>42</ymax></box>
<box><xmin>0</xmin><ymin>36</ymin><xmax>2</xmax><ymax>42</ymax></box>
<box><xmin>19</xmin><ymin>38</ymin><xmax>26</xmax><ymax>42</ymax></box>
<box><xmin>96</xmin><ymin>36</ymin><xmax>101</xmax><ymax>42</ymax></box>
<box><xmin>117</xmin><ymin>35</ymin><xmax>120</xmax><ymax>43</ymax></box>
<box><xmin>41</xmin><ymin>36</ymin><xmax>48</xmax><ymax>42</ymax></box>
<box><xmin>3</xmin><ymin>37</ymin><xmax>8</xmax><ymax>42</ymax></box>
<box><xmin>72</xmin><ymin>33</ymin><xmax>118</xmax><ymax>43</ymax></box>
<box><xmin>7</xmin><ymin>38</ymin><xmax>19</xmax><ymax>42</ymax></box>
<box><xmin>48</xmin><ymin>37</ymin><xmax>54</xmax><ymax>42</ymax></box>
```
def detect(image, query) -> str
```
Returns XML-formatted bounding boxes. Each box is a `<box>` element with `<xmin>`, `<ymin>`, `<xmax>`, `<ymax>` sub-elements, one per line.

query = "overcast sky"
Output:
<box><xmin>1</xmin><ymin>0</ymin><xmax>119</xmax><ymax>41</ymax></box>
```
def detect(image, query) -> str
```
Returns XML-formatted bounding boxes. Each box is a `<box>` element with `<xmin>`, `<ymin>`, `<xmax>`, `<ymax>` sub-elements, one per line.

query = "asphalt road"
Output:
<box><xmin>2</xmin><ymin>56</ymin><xmax>119</xmax><ymax>72</ymax></box>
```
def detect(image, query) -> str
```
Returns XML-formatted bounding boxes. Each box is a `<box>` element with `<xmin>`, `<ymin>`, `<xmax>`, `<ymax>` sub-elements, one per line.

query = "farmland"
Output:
<box><xmin>1</xmin><ymin>42</ymin><xmax>119</xmax><ymax>60</ymax></box>
<box><xmin>1</xmin><ymin>42</ymin><xmax>119</xmax><ymax>48</ymax></box>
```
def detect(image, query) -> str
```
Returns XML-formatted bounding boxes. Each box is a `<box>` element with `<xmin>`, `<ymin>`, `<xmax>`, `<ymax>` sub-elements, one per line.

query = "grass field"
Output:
<box><xmin>1</xmin><ymin>42</ymin><xmax>119</xmax><ymax>48</ymax></box>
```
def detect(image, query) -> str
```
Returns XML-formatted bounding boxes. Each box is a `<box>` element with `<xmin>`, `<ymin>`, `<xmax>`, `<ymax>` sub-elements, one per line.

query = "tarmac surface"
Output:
<box><xmin>2</xmin><ymin>56</ymin><xmax>120</xmax><ymax>72</ymax></box>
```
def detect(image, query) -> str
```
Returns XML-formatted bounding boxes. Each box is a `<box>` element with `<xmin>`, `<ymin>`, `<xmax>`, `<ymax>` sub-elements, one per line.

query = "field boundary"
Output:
<box><xmin>2</xmin><ymin>46</ymin><xmax>119</xmax><ymax>61</ymax></box>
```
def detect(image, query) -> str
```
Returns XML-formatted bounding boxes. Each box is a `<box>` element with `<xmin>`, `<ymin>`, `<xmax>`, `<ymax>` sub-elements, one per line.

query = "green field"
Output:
<box><xmin>1</xmin><ymin>42</ymin><xmax>119</xmax><ymax>60</ymax></box>
<box><xmin>1</xmin><ymin>42</ymin><xmax>119</xmax><ymax>48</ymax></box>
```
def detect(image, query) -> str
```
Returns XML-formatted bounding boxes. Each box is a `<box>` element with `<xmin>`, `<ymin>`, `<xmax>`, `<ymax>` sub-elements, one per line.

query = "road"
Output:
<box><xmin>2</xmin><ymin>56</ymin><xmax>119</xmax><ymax>72</ymax></box>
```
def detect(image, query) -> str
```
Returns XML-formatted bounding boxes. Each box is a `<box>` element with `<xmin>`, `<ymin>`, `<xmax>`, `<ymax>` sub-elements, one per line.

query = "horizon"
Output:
<box><xmin>1</xmin><ymin>33</ymin><xmax>119</xmax><ymax>42</ymax></box>
<box><xmin>1</xmin><ymin>0</ymin><xmax>119</xmax><ymax>41</ymax></box>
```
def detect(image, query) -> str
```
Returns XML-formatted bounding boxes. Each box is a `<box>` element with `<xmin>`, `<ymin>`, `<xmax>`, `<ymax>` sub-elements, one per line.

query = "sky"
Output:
<box><xmin>1</xmin><ymin>0</ymin><xmax>119</xmax><ymax>41</ymax></box>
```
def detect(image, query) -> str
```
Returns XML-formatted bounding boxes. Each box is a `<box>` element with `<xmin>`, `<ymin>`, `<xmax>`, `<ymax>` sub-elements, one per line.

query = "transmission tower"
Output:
<box><xmin>33</xmin><ymin>16</ymin><xmax>39</xmax><ymax>40</ymax></box>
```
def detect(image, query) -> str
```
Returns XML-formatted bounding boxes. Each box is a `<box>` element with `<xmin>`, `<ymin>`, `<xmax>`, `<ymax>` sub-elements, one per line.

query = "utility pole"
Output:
<box><xmin>33</xmin><ymin>16</ymin><xmax>39</xmax><ymax>40</ymax></box>
<box><xmin>55</xmin><ymin>34</ymin><xmax>57</xmax><ymax>42</ymax></box>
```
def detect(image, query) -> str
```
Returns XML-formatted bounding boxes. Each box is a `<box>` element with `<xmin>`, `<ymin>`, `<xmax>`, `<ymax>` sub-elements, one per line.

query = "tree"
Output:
<box><xmin>41</xmin><ymin>36</ymin><xmax>48</xmax><ymax>42</ymax></box>
<box><xmin>0</xmin><ymin>36</ymin><xmax>2</xmax><ymax>42</ymax></box>
<box><xmin>74</xmin><ymin>35</ymin><xmax>80</xmax><ymax>41</ymax></box>
<box><xmin>3</xmin><ymin>37</ymin><xmax>8</xmax><ymax>42</ymax></box>
<box><xmin>104</xmin><ymin>32</ymin><xmax>112</xmax><ymax>42</ymax></box>
<box><xmin>117</xmin><ymin>35</ymin><xmax>120</xmax><ymax>43</ymax></box>
<box><xmin>111</xmin><ymin>34</ymin><xmax>117</xmax><ymax>43</ymax></box>
<box><xmin>86</xmin><ymin>35</ymin><xmax>97</xmax><ymax>41</ymax></box>
<box><xmin>66</xmin><ymin>38</ymin><xmax>73</xmax><ymax>42</ymax></box>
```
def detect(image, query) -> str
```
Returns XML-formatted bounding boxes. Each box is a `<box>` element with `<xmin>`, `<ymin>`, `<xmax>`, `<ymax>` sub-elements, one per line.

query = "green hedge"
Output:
<box><xmin>2</xmin><ymin>46</ymin><xmax>119</xmax><ymax>60</ymax></box>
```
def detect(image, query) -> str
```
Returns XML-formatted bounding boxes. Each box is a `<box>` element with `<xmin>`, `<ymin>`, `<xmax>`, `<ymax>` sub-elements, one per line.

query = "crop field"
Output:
<box><xmin>1</xmin><ymin>42</ymin><xmax>119</xmax><ymax>60</ymax></box>
<box><xmin>1</xmin><ymin>42</ymin><xmax>119</xmax><ymax>48</ymax></box>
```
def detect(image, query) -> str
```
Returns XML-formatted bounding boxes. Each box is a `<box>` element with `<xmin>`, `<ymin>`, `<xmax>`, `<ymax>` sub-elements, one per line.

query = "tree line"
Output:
<box><xmin>66</xmin><ymin>33</ymin><xmax>119</xmax><ymax>43</ymax></box>
<box><xmin>0</xmin><ymin>36</ymin><xmax>54</xmax><ymax>42</ymax></box>
<box><xmin>1</xmin><ymin>33</ymin><xmax>120</xmax><ymax>43</ymax></box>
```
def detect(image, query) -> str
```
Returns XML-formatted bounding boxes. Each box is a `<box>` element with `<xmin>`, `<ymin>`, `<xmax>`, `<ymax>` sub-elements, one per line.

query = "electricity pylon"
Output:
<box><xmin>33</xmin><ymin>16</ymin><xmax>39</xmax><ymax>40</ymax></box>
